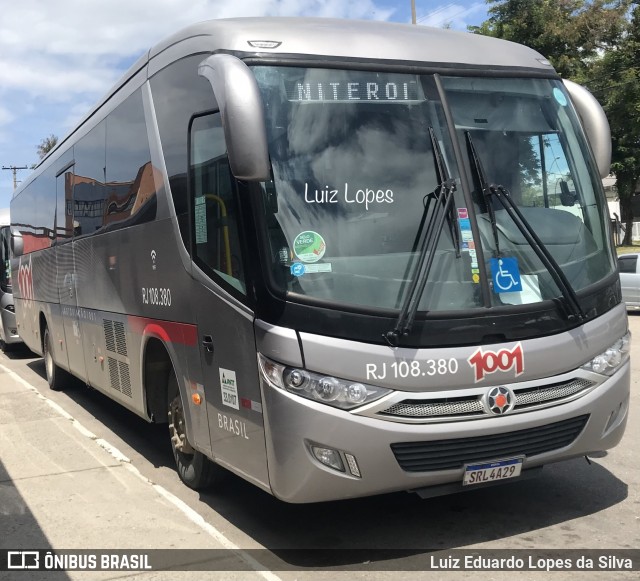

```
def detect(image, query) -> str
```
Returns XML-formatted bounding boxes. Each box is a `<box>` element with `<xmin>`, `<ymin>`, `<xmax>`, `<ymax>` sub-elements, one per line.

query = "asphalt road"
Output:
<box><xmin>1</xmin><ymin>314</ymin><xmax>638</xmax><ymax>580</ymax></box>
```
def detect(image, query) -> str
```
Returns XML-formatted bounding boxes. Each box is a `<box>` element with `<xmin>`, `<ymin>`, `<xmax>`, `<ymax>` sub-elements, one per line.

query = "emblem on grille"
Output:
<box><xmin>485</xmin><ymin>386</ymin><xmax>515</xmax><ymax>415</ymax></box>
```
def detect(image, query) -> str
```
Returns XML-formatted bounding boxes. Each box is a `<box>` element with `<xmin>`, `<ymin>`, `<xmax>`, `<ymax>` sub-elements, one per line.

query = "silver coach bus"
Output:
<box><xmin>11</xmin><ymin>18</ymin><xmax>630</xmax><ymax>502</ymax></box>
<box><xmin>0</xmin><ymin>208</ymin><xmax>21</xmax><ymax>351</ymax></box>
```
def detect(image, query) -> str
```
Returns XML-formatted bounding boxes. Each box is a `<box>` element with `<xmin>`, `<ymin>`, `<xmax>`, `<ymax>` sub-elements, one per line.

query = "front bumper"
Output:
<box><xmin>261</xmin><ymin>362</ymin><xmax>629</xmax><ymax>503</ymax></box>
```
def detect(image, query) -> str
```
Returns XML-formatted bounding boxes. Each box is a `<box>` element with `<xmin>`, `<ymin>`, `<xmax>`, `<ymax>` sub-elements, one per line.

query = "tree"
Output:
<box><xmin>586</xmin><ymin>4</ymin><xmax>640</xmax><ymax>244</ymax></box>
<box><xmin>36</xmin><ymin>134</ymin><xmax>58</xmax><ymax>160</ymax></box>
<box><xmin>469</xmin><ymin>0</ymin><xmax>631</xmax><ymax>79</ymax></box>
<box><xmin>470</xmin><ymin>0</ymin><xmax>639</xmax><ymax>245</ymax></box>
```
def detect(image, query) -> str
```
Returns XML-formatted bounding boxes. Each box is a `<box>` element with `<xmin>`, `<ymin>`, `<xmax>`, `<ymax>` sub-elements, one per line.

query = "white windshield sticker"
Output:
<box><xmin>219</xmin><ymin>368</ymin><xmax>239</xmax><ymax>410</ymax></box>
<box><xmin>195</xmin><ymin>196</ymin><xmax>207</xmax><ymax>244</ymax></box>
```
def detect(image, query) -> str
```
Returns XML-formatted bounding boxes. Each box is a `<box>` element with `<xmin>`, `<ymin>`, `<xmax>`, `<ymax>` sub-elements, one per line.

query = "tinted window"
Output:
<box><xmin>150</xmin><ymin>54</ymin><xmax>215</xmax><ymax>246</ymax></box>
<box><xmin>11</xmin><ymin>165</ymin><xmax>56</xmax><ymax>254</ymax></box>
<box><xmin>190</xmin><ymin>113</ymin><xmax>245</xmax><ymax>294</ymax></box>
<box><xmin>618</xmin><ymin>256</ymin><xmax>638</xmax><ymax>274</ymax></box>
<box><xmin>73</xmin><ymin>121</ymin><xmax>106</xmax><ymax>236</ymax></box>
<box><xmin>55</xmin><ymin>150</ymin><xmax>74</xmax><ymax>243</ymax></box>
<box><xmin>105</xmin><ymin>89</ymin><xmax>157</xmax><ymax>229</ymax></box>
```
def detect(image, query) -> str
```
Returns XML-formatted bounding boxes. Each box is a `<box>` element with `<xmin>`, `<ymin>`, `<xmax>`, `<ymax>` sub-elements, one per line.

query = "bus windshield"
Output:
<box><xmin>253</xmin><ymin>66</ymin><xmax>615</xmax><ymax>314</ymax></box>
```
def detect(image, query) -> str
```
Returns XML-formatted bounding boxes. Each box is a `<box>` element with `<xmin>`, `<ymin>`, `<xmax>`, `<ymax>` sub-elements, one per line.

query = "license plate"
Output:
<box><xmin>463</xmin><ymin>457</ymin><xmax>523</xmax><ymax>486</ymax></box>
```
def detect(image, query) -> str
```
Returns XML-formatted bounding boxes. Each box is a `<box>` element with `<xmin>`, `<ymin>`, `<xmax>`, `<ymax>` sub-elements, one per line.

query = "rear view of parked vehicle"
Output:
<box><xmin>0</xmin><ymin>208</ymin><xmax>21</xmax><ymax>351</ymax></box>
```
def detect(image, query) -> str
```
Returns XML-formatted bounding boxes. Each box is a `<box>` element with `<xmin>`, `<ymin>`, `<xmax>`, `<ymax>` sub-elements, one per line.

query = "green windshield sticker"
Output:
<box><xmin>293</xmin><ymin>231</ymin><xmax>326</xmax><ymax>263</ymax></box>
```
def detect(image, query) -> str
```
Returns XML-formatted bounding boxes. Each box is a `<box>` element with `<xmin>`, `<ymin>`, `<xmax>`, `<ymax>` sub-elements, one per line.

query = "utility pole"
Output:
<box><xmin>2</xmin><ymin>165</ymin><xmax>28</xmax><ymax>191</ymax></box>
<box><xmin>411</xmin><ymin>0</ymin><xmax>417</xmax><ymax>24</ymax></box>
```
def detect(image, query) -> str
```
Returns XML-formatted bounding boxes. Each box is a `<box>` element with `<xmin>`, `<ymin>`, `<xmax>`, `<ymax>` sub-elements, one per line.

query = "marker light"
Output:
<box><xmin>581</xmin><ymin>331</ymin><xmax>631</xmax><ymax>376</ymax></box>
<box><xmin>258</xmin><ymin>354</ymin><xmax>391</xmax><ymax>410</ymax></box>
<box><xmin>345</xmin><ymin>453</ymin><xmax>362</xmax><ymax>478</ymax></box>
<box><xmin>247</xmin><ymin>40</ymin><xmax>282</xmax><ymax>49</ymax></box>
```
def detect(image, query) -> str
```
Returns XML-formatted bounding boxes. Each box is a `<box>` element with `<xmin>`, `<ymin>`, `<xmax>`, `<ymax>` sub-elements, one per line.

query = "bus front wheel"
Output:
<box><xmin>167</xmin><ymin>371</ymin><xmax>218</xmax><ymax>490</ymax></box>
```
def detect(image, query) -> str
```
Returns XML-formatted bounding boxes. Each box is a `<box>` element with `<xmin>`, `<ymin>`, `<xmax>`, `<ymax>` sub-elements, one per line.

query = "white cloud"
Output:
<box><xmin>0</xmin><ymin>105</ymin><xmax>13</xmax><ymax>127</ymax></box>
<box><xmin>0</xmin><ymin>0</ymin><xmax>394</xmax><ymax>100</ymax></box>
<box><xmin>0</xmin><ymin>0</ymin><xmax>397</xmax><ymax>208</ymax></box>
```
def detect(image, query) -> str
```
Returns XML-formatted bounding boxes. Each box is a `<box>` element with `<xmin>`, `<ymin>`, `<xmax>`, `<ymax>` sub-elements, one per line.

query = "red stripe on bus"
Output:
<box><xmin>128</xmin><ymin>316</ymin><xmax>198</xmax><ymax>346</ymax></box>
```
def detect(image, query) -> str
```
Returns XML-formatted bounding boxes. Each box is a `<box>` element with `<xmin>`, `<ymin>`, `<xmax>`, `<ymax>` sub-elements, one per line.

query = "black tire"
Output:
<box><xmin>167</xmin><ymin>370</ymin><xmax>219</xmax><ymax>489</ymax></box>
<box><xmin>43</xmin><ymin>326</ymin><xmax>71</xmax><ymax>391</ymax></box>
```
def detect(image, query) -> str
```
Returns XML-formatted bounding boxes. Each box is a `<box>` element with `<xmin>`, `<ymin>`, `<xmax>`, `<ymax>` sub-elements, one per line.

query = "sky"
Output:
<box><xmin>0</xmin><ymin>0</ymin><xmax>489</xmax><ymax>210</ymax></box>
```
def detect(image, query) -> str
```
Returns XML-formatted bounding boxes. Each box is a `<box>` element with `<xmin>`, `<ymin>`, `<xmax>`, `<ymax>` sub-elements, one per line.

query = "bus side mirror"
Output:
<box><xmin>198</xmin><ymin>54</ymin><xmax>271</xmax><ymax>182</ymax></box>
<box><xmin>563</xmin><ymin>79</ymin><xmax>611</xmax><ymax>179</ymax></box>
<box><xmin>11</xmin><ymin>230</ymin><xmax>23</xmax><ymax>258</ymax></box>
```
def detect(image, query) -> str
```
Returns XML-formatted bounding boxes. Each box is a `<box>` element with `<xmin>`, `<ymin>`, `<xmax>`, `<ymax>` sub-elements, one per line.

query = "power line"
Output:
<box><xmin>417</xmin><ymin>3</ymin><xmax>470</xmax><ymax>26</ymax></box>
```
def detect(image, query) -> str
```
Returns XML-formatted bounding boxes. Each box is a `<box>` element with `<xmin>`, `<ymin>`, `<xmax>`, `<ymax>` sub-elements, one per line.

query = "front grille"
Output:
<box><xmin>514</xmin><ymin>379</ymin><xmax>593</xmax><ymax>409</ymax></box>
<box><xmin>384</xmin><ymin>398</ymin><xmax>485</xmax><ymax>418</ymax></box>
<box><xmin>378</xmin><ymin>378</ymin><xmax>595</xmax><ymax>421</ymax></box>
<box><xmin>390</xmin><ymin>414</ymin><xmax>589</xmax><ymax>472</ymax></box>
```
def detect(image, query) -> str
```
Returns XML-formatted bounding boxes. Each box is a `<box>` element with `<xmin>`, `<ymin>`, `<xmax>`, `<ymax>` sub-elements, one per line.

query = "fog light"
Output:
<box><xmin>311</xmin><ymin>446</ymin><xmax>344</xmax><ymax>472</ymax></box>
<box><xmin>345</xmin><ymin>453</ymin><xmax>361</xmax><ymax>478</ymax></box>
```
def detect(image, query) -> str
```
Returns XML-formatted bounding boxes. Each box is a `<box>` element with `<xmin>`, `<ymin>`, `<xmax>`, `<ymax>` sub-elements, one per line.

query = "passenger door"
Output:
<box><xmin>56</xmin><ymin>165</ymin><xmax>87</xmax><ymax>380</ymax></box>
<box><xmin>188</xmin><ymin>112</ymin><xmax>269</xmax><ymax>489</ymax></box>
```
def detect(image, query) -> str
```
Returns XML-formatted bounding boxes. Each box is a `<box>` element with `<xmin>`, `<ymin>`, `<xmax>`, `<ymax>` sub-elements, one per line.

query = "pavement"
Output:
<box><xmin>0</xmin><ymin>362</ymin><xmax>278</xmax><ymax>581</ymax></box>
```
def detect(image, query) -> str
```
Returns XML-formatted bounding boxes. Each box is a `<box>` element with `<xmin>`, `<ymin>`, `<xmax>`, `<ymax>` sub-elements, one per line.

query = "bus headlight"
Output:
<box><xmin>258</xmin><ymin>354</ymin><xmax>391</xmax><ymax>410</ymax></box>
<box><xmin>581</xmin><ymin>331</ymin><xmax>631</xmax><ymax>376</ymax></box>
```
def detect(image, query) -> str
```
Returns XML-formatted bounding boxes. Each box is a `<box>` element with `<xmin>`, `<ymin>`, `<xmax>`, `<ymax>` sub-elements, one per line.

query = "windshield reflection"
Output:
<box><xmin>253</xmin><ymin>67</ymin><xmax>615</xmax><ymax>314</ymax></box>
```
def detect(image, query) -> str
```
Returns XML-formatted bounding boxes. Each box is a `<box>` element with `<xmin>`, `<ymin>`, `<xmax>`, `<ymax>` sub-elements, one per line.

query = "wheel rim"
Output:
<box><xmin>168</xmin><ymin>393</ymin><xmax>195</xmax><ymax>455</ymax></box>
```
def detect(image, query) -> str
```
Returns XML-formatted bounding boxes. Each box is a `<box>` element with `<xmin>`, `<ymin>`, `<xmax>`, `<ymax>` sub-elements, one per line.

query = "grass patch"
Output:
<box><xmin>616</xmin><ymin>245</ymin><xmax>640</xmax><ymax>255</ymax></box>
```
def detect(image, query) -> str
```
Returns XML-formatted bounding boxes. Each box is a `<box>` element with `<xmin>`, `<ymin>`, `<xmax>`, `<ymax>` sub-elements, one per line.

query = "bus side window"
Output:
<box><xmin>189</xmin><ymin>113</ymin><xmax>246</xmax><ymax>295</ymax></box>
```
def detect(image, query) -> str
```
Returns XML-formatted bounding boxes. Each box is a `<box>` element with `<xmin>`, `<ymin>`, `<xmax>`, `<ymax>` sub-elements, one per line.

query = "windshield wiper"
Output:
<box><xmin>465</xmin><ymin>131</ymin><xmax>501</xmax><ymax>257</ymax></box>
<box><xmin>465</xmin><ymin>131</ymin><xmax>585</xmax><ymax>323</ymax></box>
<box><xmin>384</xmin><ymin>127</ymin><xmax>457</xmax><ymax>347</ymax></box>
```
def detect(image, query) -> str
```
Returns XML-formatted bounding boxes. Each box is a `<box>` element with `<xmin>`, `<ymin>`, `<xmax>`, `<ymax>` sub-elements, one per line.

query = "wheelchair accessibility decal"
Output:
<box><xmin>490</xmin><ymin>257</ymin><xmax>523</xmax><ymax>293</ymax></box>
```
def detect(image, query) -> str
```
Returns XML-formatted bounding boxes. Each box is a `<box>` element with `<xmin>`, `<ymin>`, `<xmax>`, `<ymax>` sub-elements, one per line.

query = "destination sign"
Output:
<box><xmin>286</xmin><ymin>75</ymin><xmax>425</xmax><ymax>103</ymax></box>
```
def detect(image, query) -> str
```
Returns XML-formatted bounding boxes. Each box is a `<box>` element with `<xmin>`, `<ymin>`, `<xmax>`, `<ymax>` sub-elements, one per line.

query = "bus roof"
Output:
<box><xmin>151</xmin><ymin>17</ymin><xmax>554</xmax><ymax>73</ymax></box>
<box><xmin>24</xmin><ymin>18</ymin><xmax>556</xmax><ymax>182</ymax></box>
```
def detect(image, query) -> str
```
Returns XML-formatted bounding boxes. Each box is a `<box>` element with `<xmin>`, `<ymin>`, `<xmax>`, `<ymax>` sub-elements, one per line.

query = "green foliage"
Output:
<box><xmin>36</xmin><ymin>134</ymin><xmax>58</xmax><ymax>160</ymax></box>
<box><xmin>471</xmin><ymin>0</ymin><xmax>639</xmax><ymax>245</ymax></box>
<box><xmin>469</xmin><ymin>0</ymin><xmax>631</xmax><ymax>78</ymax></box>
<box><xmin>588</xmin><ymin>4</ymin><xmax>640</xmax><ymax>243</ymax></box>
